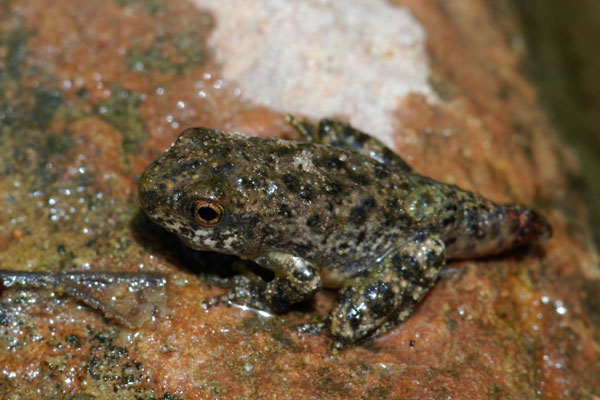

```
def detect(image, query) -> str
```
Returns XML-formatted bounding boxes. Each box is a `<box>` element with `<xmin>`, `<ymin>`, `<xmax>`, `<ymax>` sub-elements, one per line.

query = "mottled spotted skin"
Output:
<box><xmin>138</xmin><ymin>118</ymin><xmax>552</xmax><ymax>347</ymax></box>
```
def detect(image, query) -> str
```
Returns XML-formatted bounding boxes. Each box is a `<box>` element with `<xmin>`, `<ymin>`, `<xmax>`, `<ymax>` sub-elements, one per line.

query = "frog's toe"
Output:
<box><xmin>328</xmin><ymin>283</ymin><xmax>394</xmax><ymax>343</ymax></box>
<box><xmin>202</xmin><ymin>275</ymin><xmax>269</xmax><ymax>310</ymax></box>
<box><xmin>201</xmin><ymin>294</ymin><xmax>229</xmax><ymax>310</ymax></box>
<box><xmin>298</xmin><ymin>319</ymin><xmax>348</xmax><ymax>352</ymax></box>
<box><xmin>202</xmin><ymin>293</ymin><xmax>274</xmax><ymax>312</ymax></box>
<box><xmin>297</xmin><ymin>319</ymin><xmax>327</xmax><ymax>335</ymax></box>
<box><xmin>329</xmin><ymin>338</ymin><xmax>347</xmax><ymax>354</ymax></box>
<box><xmin>200</xmin><ymin>273</ymin><xmax>237</xmax><ymax>287</ymax></box>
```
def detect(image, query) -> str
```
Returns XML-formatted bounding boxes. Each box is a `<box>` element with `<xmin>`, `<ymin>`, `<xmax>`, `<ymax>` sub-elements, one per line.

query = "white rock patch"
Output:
<box><xmin>195</xmin><ymin>0</ymin><xmax>436</xmax><ymax>148</ymax></box>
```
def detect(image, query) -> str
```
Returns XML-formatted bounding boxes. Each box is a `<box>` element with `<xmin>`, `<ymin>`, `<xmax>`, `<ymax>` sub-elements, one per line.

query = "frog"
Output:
<box><xmin>137</xmin><ymin>116</ymin><xmax>552</xmax><ymax>348</ymax></box>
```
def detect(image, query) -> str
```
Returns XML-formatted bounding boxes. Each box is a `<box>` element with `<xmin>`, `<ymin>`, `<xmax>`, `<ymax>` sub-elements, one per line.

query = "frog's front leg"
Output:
<box><xmin>329</xmin><ymin>235</ymin><xmax>445</xmax><ymax>346</ymax></box>
<box><xmin>257</xmin><ymin>252</ymin><xmax>322</xmax><ymax>311</ymax></box>
<box><xmin>286</xmin><ymin>115</ymin><xmax>412</xmax><ymax>172</ymax></box>
<box><xmin>205</xmin><ymin>251</ymin><xmax>322</xmax><ymax>312</ymax></box>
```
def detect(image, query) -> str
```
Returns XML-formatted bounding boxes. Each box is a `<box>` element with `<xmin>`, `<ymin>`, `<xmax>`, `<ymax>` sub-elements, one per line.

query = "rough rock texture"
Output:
<box><xmin>0</xmin><ymin>0</ymin><xmax>598</xmax><ymax>399</ymax></box>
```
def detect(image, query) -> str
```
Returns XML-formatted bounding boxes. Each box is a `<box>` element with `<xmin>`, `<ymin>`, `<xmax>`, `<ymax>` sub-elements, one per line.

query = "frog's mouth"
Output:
<box><xmin>179</xmin><ymin>236</ymin><xmax>205</xmax><ymax>251</ymax></box>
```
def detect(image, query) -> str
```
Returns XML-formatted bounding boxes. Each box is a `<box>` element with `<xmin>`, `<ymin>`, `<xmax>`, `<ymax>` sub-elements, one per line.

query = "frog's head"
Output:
<box><xmin>138</xmin><ymin>128</ymin><xmax>263</xmax><ymax>256</ymax></box>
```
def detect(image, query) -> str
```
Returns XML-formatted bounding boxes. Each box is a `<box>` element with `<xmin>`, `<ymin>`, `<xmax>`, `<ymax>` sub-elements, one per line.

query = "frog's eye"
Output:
<box><xmin>193</xmin><ymin>199</ymin><xmax>225</xmax><ymax>227</ymax></box>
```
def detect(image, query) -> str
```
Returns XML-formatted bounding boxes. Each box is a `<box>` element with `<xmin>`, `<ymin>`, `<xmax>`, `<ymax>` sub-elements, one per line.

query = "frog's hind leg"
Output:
<box><xmin>328</xmin><ymin>235</ymin><xmax>445</xmax><ymax>347</ymax></box>
<box><xmin>285</xmin><ymin>115</ymin><xmax>412</xmax><ymax>172</ymax></box>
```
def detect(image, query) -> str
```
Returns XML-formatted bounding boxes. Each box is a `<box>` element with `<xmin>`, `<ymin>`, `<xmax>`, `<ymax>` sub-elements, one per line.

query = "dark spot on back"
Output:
<box><xmin>324</xmin><ymin>180</ymin><xmax>344</xmax><ymax>196</ymax></box>
<box><xmin>274</xmin><ymin>145</ymin><xmax>295</xmax><ymax>156</ymax></box>
<box><xmin>373</xmin><ymin>163</ymin><xmax>390</xmax><ymax>179</ymax></box>
<box><xmin>279</xmin><ymin>204</ymin><xmax>292</xmax><ymax>218</ymax></box>
<box><xmin>240</xmin><ymin>177</ymin><xmax>258</xmax><ymax>189</ymax></box>
<box><xmin>394</xmin><ymin>213</ymin><xmax>416</xmax><ymax>229</ymax></box>
<box><xmin>420</xmin><ymin>191</ymin><xmax>434</xmax><ymax>205</ymax></box>
<box><xmin>306</xmin><ymin>214</ymin><xmax>320</xmax><ymax>228</ymax></box>
<box><xmin>299</xmin><ymin>188</ymin><xmax>314</xmax><ymax>202</ymax></box>
<box><xmin>283</xmin><ymin>174</ymin><xmax>300</xmax><ymax>192</ymax></box>
<box><xmin>466</xmin><ymin>209</ymin><xmax>485</xmax><ymax>238</ymax></box>
<box><xmin>349</xmin><ymin>198</ymin><xmax>376</xmax><ymax>225</ymax></box>
<box><xmin>356</xmin><ymin>230</ymin><xmax>366</xmax><ymax>244</ymax></box>
<box><xmin>325</xmin><ymin>201</ymin><xmax>334</xmax><ymax>212</ymax></box>
<box><xmin>398</xmin><ymin>182</ymin><xmax>410</xmax><ymax>191</ymax></box>
<box><xmin>337</xmin><ymin>242</ymin><xmax>350</xmax><ymax>251</ymax></box>
<box><xmin>347</xmin><ymin>170</ymin><xmax>371</xmax><ymax>186</ymax></box>
<box><xmin>321</xmin><ymin>157</ymin><xmax>345</xmax><ymax>169</ymax></box>
<box><xmin>212</xmin><ymin>163</ymin><xmax>234</xmax><ymax>174</ymax></box>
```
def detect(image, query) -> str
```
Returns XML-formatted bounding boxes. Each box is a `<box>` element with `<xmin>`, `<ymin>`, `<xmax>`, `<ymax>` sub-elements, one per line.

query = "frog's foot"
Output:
<box><xmin>202</xmin><ymin>275</ymin><xmax>270</xmax><ymax>311</ymax></box>
<box><xmin>285</xmin><ymin>115</ymin><xmax>412</xmax><ymax>172</ymax></box>
<box><xmin>298</xmin><ymin>318</ymin><xmax>347</xmax><ymax>352</ymax></box>
<box><xmin>200</xmin><ymin>273</ymin><xmax>238</xmax><ymax>288</ymax></box>
<box><xmin>204</xmin><ymin>251</ymin><xmax>322</xmax><ymax>315</ymax></box>
<box><xmin>328</xmin><ymin>235</ymin><xmax>445</xmax><ymax>346</ymax></box>
<box><xmin>298</xmin><ymin>322</ymin><xmax>351</xmax><ymax>354</ymax></box>
<box><xmin>370</xmin><ymin>300</ymin><xmax>419</xmax><ymax>339</ymax></box>
<box><xmin>199</xmin><ymin>259</ymin><xmax>262</xmax><ymax>288</ymax></box>
<box><xmin>297</xmin><ymin>318</ymin><xmax>327</xmax><ymax>335</ymax></box>
<box><xmin>285</xmin><ymin>115</ymin><xmax>315</xmax><ymax>142</ymax></box>
<box><xmin>255</xmin><ymin>251</ymin><xmax>321</xmax><ymax>312</ymax></box>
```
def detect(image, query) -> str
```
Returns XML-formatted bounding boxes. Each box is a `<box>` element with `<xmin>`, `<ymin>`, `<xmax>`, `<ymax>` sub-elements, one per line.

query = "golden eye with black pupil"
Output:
<box><xmin>193</xmin><ymin>200</ymin><xmax>225</xmax><ymax>226</ymax></box>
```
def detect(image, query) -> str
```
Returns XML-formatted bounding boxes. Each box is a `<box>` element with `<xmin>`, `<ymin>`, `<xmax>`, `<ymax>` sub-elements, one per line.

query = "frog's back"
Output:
<box><xmin>239</xmin><ymin>133</ymin><xmax>418</xmax><ymax>273</ymax></box>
